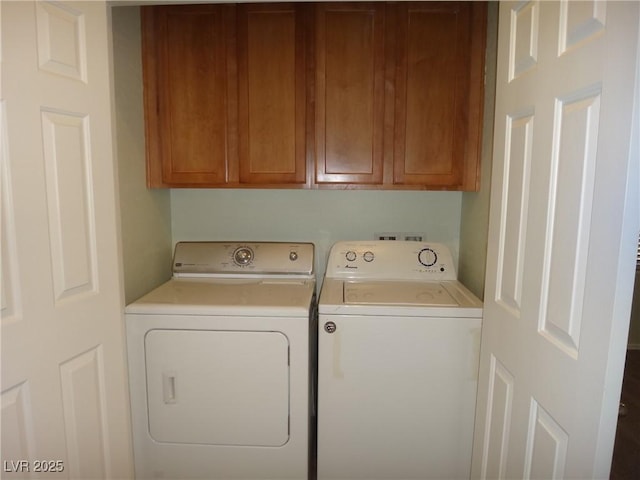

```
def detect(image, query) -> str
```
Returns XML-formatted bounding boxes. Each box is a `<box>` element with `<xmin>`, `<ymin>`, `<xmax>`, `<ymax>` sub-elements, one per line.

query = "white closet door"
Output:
<box><xmin>472</xmin><ymin>2</ymin><xmax>640</xmax><ymax>478</ymax></box>
<box><xmin>1</xmin><ymin>2</ymin><xmax>133</xmax><ymax>478</ymax></box>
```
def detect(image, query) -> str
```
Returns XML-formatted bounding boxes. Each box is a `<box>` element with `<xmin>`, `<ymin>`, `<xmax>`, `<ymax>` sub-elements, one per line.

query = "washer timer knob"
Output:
<box><xmin>233</xmin><ymin>246</ymin><xmax>254</xmax><ymax>266</ymax></box>
<box><xmin>363</xmin><ymin>251</ymin><xmax>375</xmax><ymax>262</ymax></box>
<box><xmin>418</xmin><ymin>248</ymin><xmax>437</xmax><ymax>267</ymax></box>
<box><xmin>345</xmin><ymin>251</ymin><xmax>357</xmax><ymax>262</ymax></box>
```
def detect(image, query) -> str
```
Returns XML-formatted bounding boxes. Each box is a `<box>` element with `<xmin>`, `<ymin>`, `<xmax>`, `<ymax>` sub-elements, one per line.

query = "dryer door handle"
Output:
<box><xmin>162</xmin><ymin>372</ymin><xmax>177</xmax><ymax>404</ymax></box>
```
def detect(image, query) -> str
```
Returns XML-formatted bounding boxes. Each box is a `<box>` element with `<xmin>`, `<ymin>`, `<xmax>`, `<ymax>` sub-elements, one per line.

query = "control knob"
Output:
<box><xmin>233</xmin><ymin>246</ymin><xmax>254</xmax><ymax>266</ymax></box>
<box><xmin>418</xmin><ymin>247</ymin><xmax>437</xmax><ymax>267</ymax></box>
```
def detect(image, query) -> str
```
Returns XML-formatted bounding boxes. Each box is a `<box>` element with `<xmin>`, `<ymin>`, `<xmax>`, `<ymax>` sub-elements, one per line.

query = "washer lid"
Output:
<box><xmin>344</xmin><ymin>281</ymin><xmax>458</xmax><ymax>306</ymax></box>
<box><xmin>319</xmin><ymin>278</ymin><xmax>482</xmax><ymax>318</ymax></box>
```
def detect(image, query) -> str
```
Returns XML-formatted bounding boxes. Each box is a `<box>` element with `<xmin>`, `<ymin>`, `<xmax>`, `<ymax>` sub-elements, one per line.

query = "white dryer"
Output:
<box><xmin>317</xmin><ymin>241</ymin><xmax>482</xmax><ymax>480</ymax></box>
<box><xmin>125</xmin><ymin>241</ymin><xmax>316</xmax><ymax>480</ymax></box>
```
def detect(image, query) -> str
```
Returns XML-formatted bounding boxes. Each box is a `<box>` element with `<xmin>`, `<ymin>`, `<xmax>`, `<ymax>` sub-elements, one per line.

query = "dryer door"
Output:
<box><xmin>145</xmin><ymin>329</ymin><xmax>290</xmax><ymax>446</ymax></box>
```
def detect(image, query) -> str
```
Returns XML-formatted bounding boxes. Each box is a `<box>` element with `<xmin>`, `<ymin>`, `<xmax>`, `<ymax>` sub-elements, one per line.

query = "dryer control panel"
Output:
<box><xmin>325</xmin><ymin>241</ymin><xmax>456</xmax><ymax>281</ymax></box>
<box><xmin>172</xmin><ymin>242</ymin><xmax>314</xmax><ymax>277</ymax></box>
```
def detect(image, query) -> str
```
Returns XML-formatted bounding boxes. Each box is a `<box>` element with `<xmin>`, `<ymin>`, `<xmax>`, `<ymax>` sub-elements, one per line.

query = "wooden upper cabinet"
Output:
<box><xmin>143</xmin><ymin>3</ymin><xmax>308</xmax><ymax>187</ymax></box>
<box><xmin>315</xmin><ymin>2</ymin><xmax>387</xmax><ymax>185</ymax></box>
<box><xmin>142</xmin><ymin>2</ymin><xmax>487</xmax><ymax>190</ymax></box>
<box><xmin>392</xmin><ymin>2</ymin><xmax>486</xmax><ymax>190</ymax></box>
<box><xmin>314</xmin><ymin>1</ymin><xmax>486</xmax><ymax>190</ymax></box>
<box><xmin>143</xmin><ymin>5</ymin><xmax>235</xmax><ymax>187</ymax></box>
<box><xmin>237</xmin><ymin>3</ymin><xmax>308</xmax><ymax>185</ymax></box>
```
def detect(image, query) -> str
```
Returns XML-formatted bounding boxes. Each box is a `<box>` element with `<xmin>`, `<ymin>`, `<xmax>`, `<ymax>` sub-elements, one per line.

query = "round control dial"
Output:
<box><xmin>233</xmin><ymin>246</ymin><xmax>254</xmax><ymax>266</ymax></box>
<box><xmin>345</xmin><ymin>251</ymin><xmax>357</xmax><ymax>262</ymax></box>
<box><xmin>418</xmin><ymin>247</ymin><xmax>437</xmax><ymax>267</ymax></box>
<box><xmin>363</xmin><ymin>251</ymin><xmax>375</xmax><ymax>262</ymax></box>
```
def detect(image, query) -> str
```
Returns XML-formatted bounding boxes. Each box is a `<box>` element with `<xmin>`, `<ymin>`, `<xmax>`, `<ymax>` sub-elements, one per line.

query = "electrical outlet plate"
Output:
<box><xmin>374</xmin><ymin>232</ymin><xmax>426</xmax><ymax>242</ymax></box>
<box><xmin>403</xmin><ymin>233</ymin><xmax>425</xmax><ymax>242</ymax></box>
<box><xmin>375</xmin><ymin>232</ymin><xmax>400</xmax><ymax>241</ymax></box>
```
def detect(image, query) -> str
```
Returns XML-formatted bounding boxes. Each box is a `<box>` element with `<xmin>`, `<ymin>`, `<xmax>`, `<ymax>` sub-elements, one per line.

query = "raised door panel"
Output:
<box><xmin>237</xmin><ymin>4</ymin><xmax>308</xmax><ymax>186</ymax></box>
<box><xmin>143</xmin><ymin>5</ymin><xmax>236</xmax><ymax>187</ymax></box>
<box><xmin>393</xmin><ymin>2</ymin><xmax>486</xmax><ymax>190</ymax></box>
<box><xmin>315</xmin><ymin>2</ymin><xmax>386</xmax><ymax>185</ymax></box>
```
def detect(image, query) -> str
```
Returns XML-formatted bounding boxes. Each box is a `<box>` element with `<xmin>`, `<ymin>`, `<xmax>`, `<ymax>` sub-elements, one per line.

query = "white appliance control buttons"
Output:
<box><xmin>418</xmin><ymin>248</ymin><xmax>437</xmax><ymax>267</ymax></box>
<box><xmin>233</xmin><ymin>246</ymin><xmax>254</xmax><ymax>266</ymax></box>
<box><xmin>363</xmin><ymin>251</ymin><xmax>375</xmax><ymax>262</ymax></box>
<box><xmin>345</xmin><ymin>251</ymin><xmax>357</xmax><ymax>262</ymax></box>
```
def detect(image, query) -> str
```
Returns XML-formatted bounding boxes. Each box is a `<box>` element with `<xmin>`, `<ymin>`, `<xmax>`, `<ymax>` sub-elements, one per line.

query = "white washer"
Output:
<box><xmin>126</xmin><ymin>241</ymin><xmax>316</xmax><ymax>480</ymax></box>
<box><xmin>317</xmin><ymin>241</ymin><xmax>482</xmax><ymax>480</ymax></box>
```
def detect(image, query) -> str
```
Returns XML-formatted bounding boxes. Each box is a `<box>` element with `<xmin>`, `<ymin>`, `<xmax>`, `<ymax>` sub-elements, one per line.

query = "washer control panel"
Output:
<box><xmin>172</xmin><ymin>241</ymin><xmax>314</xmax><ymax>276</ymax></box>
<box><xmin>326</xmin><ymin>241</ymin><xmax>456</xmax><ymax>280</ymax></box>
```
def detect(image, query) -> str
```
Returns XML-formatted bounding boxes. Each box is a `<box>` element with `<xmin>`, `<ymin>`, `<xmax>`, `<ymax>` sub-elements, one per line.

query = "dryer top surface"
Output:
<box><xmin>126</xmin><ymin>278</ymin><xmax>316</xmax><ymax>316</ymax></box>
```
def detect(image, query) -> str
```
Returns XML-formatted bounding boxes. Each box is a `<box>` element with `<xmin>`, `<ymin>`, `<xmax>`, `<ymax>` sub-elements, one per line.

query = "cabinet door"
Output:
<box><xmin>237</xmin><ymin>4</ymin><xmax>309</xmax><ymax>186</ymax></box>
<box><xmin>143</xmin><ymin>5</ymin><xmax>236</xmax><ymax>187</ymax></box>
<box><xmin>315</xmin><ymin>2</ymin><xmax>387</xmax><ymax>185</ymax></box>
<box><xmin>393</xmin><ymin>2</ymin><xmax>486</xmax><ymax>190</ymax></box>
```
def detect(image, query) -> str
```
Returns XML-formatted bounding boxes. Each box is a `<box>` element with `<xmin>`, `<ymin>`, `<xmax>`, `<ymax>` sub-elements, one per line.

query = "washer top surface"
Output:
<box><xmin>319</xmin><ymin>278</ymin><xmax>481</xmax><ymax>317</ymax></box>
<box><xmin>344</xmin><ymin>281</ymin><xmax>459</xmax><ymax>306</ymax></box>
<box><xmin>126</xmin><ymin>241</ymin><xmax>316</xmax><ymax>316</ymax></box>
<box><xmin>319</xmin><ymin>241</ymin><xmax>482</xmax><ymax>317</ymax></box>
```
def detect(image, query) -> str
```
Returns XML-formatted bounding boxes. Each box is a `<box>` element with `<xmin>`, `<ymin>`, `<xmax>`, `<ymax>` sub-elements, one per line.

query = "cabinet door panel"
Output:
<box><xmin>238</xmin><ymin>4</ymin><xmax>307</xmax><ymax>185</ymax></box>
<box><xmin>394</xmin><ymin>2</ymin><xmax>485</xmax><ymax>190</ymax></box>
<box><xmin>143</xmin><ymin>5</ymin><xmax>234</xmax><ymax>187</ymax></box>
<box><xmin>315</xmin><ymin>3</ymin><xmax>386</xmax><ymax>185</ymax></box>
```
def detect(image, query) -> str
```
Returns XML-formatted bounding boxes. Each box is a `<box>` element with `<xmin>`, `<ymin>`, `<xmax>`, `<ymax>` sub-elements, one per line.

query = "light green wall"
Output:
<box><xmin>170</xmin><ymin>189</ymin><xmax>463</xmax><ymax>282</ymax></box>
<box><xmin>458</xmin><ymin>2</ymin><xmax>499</xmax><ymax>300</ymax></box>
<box><xmin>112</xmin><ymin>6</ymin><xmax>173</xmax><ymax>304</ymax></box>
